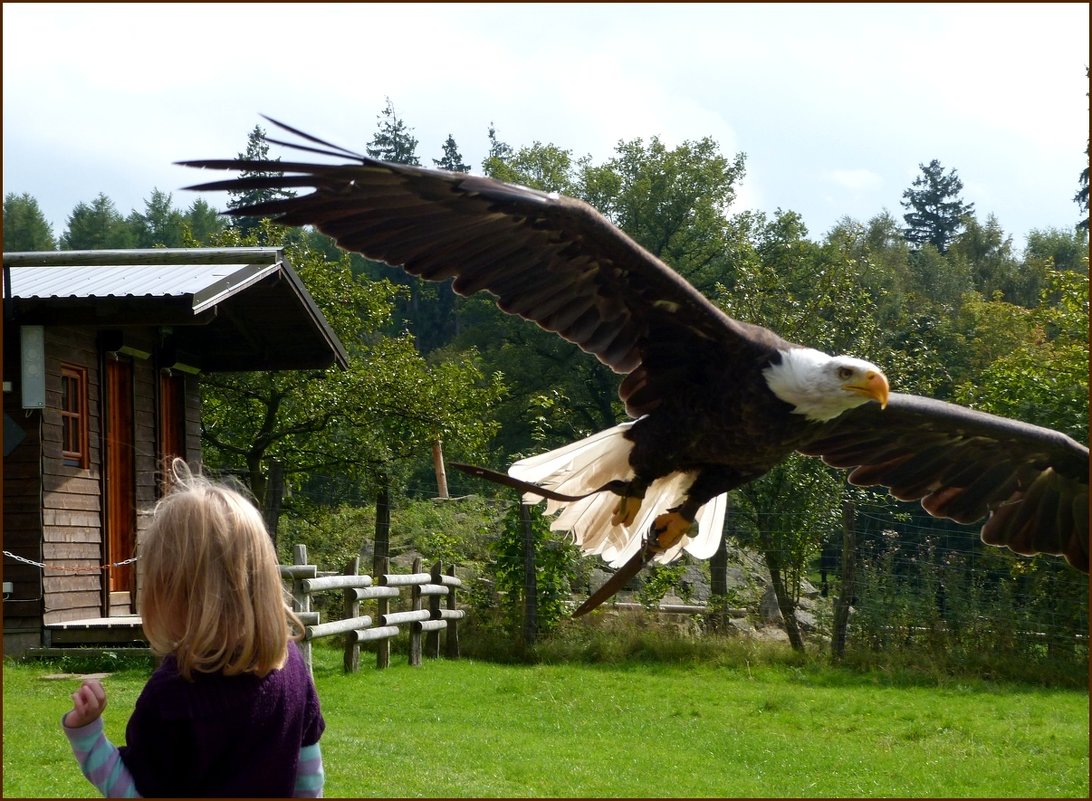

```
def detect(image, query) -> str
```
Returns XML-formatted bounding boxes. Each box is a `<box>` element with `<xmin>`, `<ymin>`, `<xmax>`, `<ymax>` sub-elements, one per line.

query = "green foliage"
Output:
<box><xmin>198</xmin><ymin>223</ymin><xmax>506</xmax><ymax>511</ymax></box>
<box><xmin>583</xmin><ymin>136</ymin><xmax>746</xmax><ymax>294</ymax></box>
<box><xmin>58</xmin><ymin>192</ymin><xmax>135</xmax><ymax>249</ymax></box>
<box><xmin>183</xmin><ymin>197</ymin><xmax>227</xmax><ymax>244</ymax></box>
<box><xmin>390</xmin><ymin>495</ymin><xmax>504</xmax><ymax>568</ymax></box>
<box><xmin>481</xmin><ymin>504</ymin><xmax>580</xmax><ymax>640</ymax></box>
<box><xmin>125</xmin><ymin>188</ymin><xmax>183</xmax><ymax>247</ymax></box>
<box><xmin>847</xmin><ymin>528</ymin><xmax>1088</xmax><ymax>682</ymax></box>
<box><xmin>3</xmin><ymin>191</ymin><xmax>56</xmax><ymax>251</ymax></box>
<box><xmin>955</xmin><ymin>266</ymin><xmax>1088</xmax><ymax>440</ymax></box>
<box><xmin>635</xmin><ymin>560</ymin><xmax>690</xmax><ymax>608</ymax></box>
<box><xmin>900</xmin><ymin>158</ymin><xmax>975</xmax><ymax>254</ymax></box>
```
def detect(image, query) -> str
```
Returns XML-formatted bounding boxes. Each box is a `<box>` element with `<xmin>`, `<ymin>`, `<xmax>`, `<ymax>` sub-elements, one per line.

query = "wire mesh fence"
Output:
<box><xmin>270</xmin><ymin>478</ymin><xmax>1088</xmax><ymax>676</ymax></box>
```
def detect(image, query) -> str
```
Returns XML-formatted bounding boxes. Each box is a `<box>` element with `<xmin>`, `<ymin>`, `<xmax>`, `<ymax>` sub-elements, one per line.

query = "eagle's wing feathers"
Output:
<box><xmin>183</xmin><ymin>124</ymin><xmax>786</xmax><ymax>397</ymax></box>
<box><xmin>800</xmin><ymin>393</ymin><xmax>1089</xmax><ymax>571</ymax></box>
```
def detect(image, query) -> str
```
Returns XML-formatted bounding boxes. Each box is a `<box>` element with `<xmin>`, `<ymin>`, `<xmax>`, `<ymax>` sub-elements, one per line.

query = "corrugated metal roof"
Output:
<box><xmin>3</xmin><ymin>248</ymin><xmax>349</xmax><ymax>371</ymax></box>
<box><xmin>9</xmin><ymin>262</ymin><xmax>281</xmax><ymax>311</ymax></box>
<box><xmin>5</xmin><ymin>252</ymin><xmax>282</xmax><ymax>316</ymax></box>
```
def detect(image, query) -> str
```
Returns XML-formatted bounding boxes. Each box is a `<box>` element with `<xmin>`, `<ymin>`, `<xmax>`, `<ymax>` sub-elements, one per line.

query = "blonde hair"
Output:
<box><xmin>140</xmin><ymin>459</ymin><xmax>302</xmax><ymax>680</ymax></box>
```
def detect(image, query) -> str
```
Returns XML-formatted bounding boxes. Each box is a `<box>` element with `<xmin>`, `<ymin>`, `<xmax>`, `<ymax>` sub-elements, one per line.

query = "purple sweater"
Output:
<box><xmin>112</xmin><ymin>640</ymin><xmax>325</xmax><ymax>797</ymax></box>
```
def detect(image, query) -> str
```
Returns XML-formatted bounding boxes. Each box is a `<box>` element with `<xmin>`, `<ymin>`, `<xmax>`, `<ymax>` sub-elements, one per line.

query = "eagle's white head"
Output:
<box><xmin>763</xmin><ymin>348</ymin><xmax>890</xmax><ymax>422</ymax></box>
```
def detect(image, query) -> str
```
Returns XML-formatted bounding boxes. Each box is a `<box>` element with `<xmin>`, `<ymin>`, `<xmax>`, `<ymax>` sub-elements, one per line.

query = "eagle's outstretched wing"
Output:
<box><xmin>800</xmin><ymin>393</ymin><xmax>1089</xmax><ymax>571</ymax></box>
<box><xmin>181</xmin><ymin>118</ymin><xmax>789</xmax><ymax>422</ymax></box>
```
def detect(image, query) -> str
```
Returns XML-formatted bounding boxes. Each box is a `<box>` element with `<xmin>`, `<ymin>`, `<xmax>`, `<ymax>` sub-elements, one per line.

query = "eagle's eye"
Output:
<box><xmin>837</xmin><ymin>366</ymin><xmax>854</xmax><ymax>380</ymax></box>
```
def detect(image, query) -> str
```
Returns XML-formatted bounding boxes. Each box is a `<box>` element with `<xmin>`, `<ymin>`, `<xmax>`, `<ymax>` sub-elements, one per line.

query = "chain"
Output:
<box><xmin>3</xmin><ymin>549</ymin><xmax>140</xmax><ymax>574</ymax></box>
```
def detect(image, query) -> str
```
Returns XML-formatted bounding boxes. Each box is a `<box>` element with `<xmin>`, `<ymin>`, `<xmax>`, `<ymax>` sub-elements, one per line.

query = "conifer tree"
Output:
<box><xmin>900</xmin><ymin>159</ymin><xmax>974</xmax><ymax>254</ymax></box>
<box><xmin>366</xmin><ymin>98</ymin><xmax>420</xmax><ymax>165</ymax></box>
<box><xmin>3</xmin><ymin>192</ymin><xmax>56</xmax><ymax>251</ymax></box>
<box><xmin>225</xmin><ymin>125</ymin><xmax>295</xmax><ymax>236</ymax></box>
<box><xmin>434</xmin><ymin>134</ymin><xmax>470</xmax><ymax>173</ymax></box>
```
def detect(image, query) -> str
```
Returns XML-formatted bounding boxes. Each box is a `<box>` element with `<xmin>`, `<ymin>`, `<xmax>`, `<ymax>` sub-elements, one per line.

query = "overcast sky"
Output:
<box><xmin>3</xmin><ymin>3</ymin><xmax>1088</xmax><ymax>252</ymax></box>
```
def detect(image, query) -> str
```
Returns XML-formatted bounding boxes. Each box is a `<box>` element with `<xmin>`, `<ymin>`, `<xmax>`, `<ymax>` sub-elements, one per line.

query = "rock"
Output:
<box><xmin>759</xmin><ymin>585</ymin><xmax>783</xmax><ymax>623</ymax></box>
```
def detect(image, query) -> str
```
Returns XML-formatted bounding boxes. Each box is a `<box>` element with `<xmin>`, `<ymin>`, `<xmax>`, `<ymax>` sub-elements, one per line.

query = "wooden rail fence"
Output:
<box><xmin>279</xmin><ymin>544</ymin><xmax>464</xmax><ymax>674</ymax></box>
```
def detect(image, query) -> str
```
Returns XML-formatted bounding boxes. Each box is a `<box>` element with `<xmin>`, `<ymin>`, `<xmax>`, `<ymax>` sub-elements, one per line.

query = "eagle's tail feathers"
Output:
<box><xmin>509</xmin><ymin>421</ymin><xmax>637</xmax><ymax>507</ymax></box>
<box><xmin>509</xmin><ymin>421</ymin><xmax>727</xmax><ymax>568</ymax></box>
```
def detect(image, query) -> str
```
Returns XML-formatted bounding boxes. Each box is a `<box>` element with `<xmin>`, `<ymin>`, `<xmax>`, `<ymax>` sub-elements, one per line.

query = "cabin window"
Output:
<box><xmin>60</xmin><ymin>363</ymin><xmax>90</xmax><ymax>468</ymax></box>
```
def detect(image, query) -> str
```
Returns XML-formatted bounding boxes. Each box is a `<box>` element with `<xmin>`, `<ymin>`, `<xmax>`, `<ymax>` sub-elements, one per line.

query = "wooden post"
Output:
<box><xmin>372</xmin><ymin>479</ymin><xmax>391</xmax><ymax>670</ymax></box>
<box><xmin>708</xmin><ymin>533</ymin><xmax>729</xmax><ymax>633</ymax></box>
<box><xmin>292</xmin><ymin>544</ymin><xmax>312</xmax><ymax>673</ymax></box>
<box><xmin>433</xmin><ymin>439</ymin><xmax>449</xmax><ymax>499</ymax></box>
<box><xmin>264</xmin><ymin>460</ymin><xmax>285</xmax><ymax>549</ymax></box>
<box><xmin>520</xmin><ymin>503</ymin><xmax>537</xmax><ymax>647</ymax></box>
<box><xmin>426</xmin><ymin>561</ymin><xmax>442</xmax><ymax>658</ymax></box>
<box><xmin>375</xmin><ymin>556</ymin><xmax>390</xmax><ymax>670</ymax></box>
<box><xmin>343</xmin><ymin>556</ymin><xmax>360</xmax><ymax>673</ymax></box>
<box><xmin>832</xmin><ymin>498</ymin><xmax>857</xmax><ymax>661</ymax></box>
<box><xmin>409</xmin><ymin>557</ymin><xmax>423</xmax><ymax>666</ymax></box>
<box><xmin>445</xmin><ymin>564</ymin><xmax>460</xmax><ymax>659</ymax></box>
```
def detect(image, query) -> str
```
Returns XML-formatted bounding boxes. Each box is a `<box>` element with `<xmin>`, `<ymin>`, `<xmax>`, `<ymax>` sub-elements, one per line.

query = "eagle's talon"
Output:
<box><xmin>649</xmin><ymin>511</ymin><xmax>693</xmax><ymax>551</ymax></box>
<box><xmin>611</xmin><ymin>495</ymin><xmax>643</xmax><ymax>527</ymax></box>
<box><xmin>611</xmin><ymin>481</ymin><xmax>647</xmax><ymax>527</ymax></box>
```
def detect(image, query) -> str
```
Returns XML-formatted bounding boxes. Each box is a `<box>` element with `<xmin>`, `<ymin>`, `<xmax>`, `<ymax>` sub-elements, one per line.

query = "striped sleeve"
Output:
<box><xmin>294</xmin><ymin>741</ymin><xmax>325</xmax><ymax>798</ymax></box>
<box><xmin>62</xmin><ymin>715</ymin><xmax>141</xmax><ymax>798</ymax></box>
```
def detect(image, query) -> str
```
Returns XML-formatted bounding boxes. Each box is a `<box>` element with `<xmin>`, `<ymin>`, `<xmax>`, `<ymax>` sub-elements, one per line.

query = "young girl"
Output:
<box><xmin>62</xmin><ymin>461</ymin><xmax>326</xmax><ymax>797</ymax></box>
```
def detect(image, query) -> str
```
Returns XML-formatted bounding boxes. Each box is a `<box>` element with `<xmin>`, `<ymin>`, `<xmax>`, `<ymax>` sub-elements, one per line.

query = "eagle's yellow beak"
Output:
<box><xmin>846</xmin><ymin>370</ymin><xmax>890</xmax><ymax>409</ymax></box>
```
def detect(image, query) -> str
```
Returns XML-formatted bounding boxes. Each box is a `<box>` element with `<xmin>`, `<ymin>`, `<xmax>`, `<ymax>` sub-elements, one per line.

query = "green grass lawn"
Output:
<box><xmin>4</xmin><ymin>644</ymin><xmax>1087</xmax><ymax>798</ymax></box>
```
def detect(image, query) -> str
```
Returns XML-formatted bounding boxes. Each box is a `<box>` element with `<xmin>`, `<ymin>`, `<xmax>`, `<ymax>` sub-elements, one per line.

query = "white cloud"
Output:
<box><xmin>3</xmin><ymin>3</ymin><xmax>1088</xmax><ymax>242</ymax></box>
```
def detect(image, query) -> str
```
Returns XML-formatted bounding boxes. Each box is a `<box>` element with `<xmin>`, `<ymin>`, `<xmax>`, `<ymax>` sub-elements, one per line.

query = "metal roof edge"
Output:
<box><xmin>3</xmin><ymin>247</ymin><xmax>284</xmax><ymax>267</ymax></box>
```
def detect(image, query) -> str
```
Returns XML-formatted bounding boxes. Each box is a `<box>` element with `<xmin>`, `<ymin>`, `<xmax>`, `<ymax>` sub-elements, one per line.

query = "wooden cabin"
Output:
<box><xmin>2</xmin><ymin>248</ymin><xmax>348</xmax><ymax>657</ymax></box>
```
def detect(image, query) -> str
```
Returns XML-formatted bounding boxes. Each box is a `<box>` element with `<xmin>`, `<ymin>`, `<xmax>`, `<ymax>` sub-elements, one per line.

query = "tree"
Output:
<box><xmin>197</xmin><ymin>223</ymin><xmax>505</xmax><ymax>520</ymax></box>
<box><xmin>583</xmin><ymin>136</ymin><xmax>746</xmax><ymax>295</ymax></box>
<box><xmin>183</xmin><ymin>198</ymin><xmax>227</xmax><ymax>245</ymax></box>
<box><xmin>3</xmin><ymin>192</ymin><xmax>56</xmax><ymax>251</ymax></box>
<box><xmin>225</xmin><ymin>125</ymin><xmax>295</xmax><ymax>236</ymax></box>
<box><xmin>900</xmin><ymin>159</ymin><xmax>974</xmax><ymax>254</ymax></box>
<box><xmin>955</xmin><ymin>266</ymin><xmax>1088</xmax><ymax>441</ymax></box>
<box><xmin>128</xmin><ymin>188</ymin><xmax>185</xmax><ymax>248</ymax></box>
<box><xmin>366</xmin><ymin>98</ymin><xmax>420</xmax><ymax>165</ymax></box>
<box><xmin>1024</xmin><ymin>226</ymin><xmax>1089</xmax><ymax>274</ymax></box>
<box><xmin>1076</xmin><ymin>68</ymin><xmax>1089</xmax><ymax>232</ymax></box>
<box><xmin>1076</xmin><ymin>140</ymin><xmax>1089</xmax><ymax>232</ymax></box>
<box><xmin>59</xmin><ymin>193</ymin><xmax>135</xmax><ymax>250</ymax></box>
<box><xmin>483</xmin><ymin>122</ymin><xmax>514</xmax><ymax>173</ymax></box>
<box><xmin>433</xmin><ymin>134</ymin><xmax>470</xmax><ymax>173</ymax></box>
<box><xmin>947</xmin><ymin>213</ymin><xmax>1018</xmax><ymax>299</ymax></box>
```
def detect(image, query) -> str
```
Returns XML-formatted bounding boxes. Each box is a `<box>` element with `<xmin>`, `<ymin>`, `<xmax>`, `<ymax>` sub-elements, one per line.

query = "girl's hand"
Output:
<box><xmin>63</xmin><ymin>679</ymin><xmax>107</xmax><ymax>729</ymax></box>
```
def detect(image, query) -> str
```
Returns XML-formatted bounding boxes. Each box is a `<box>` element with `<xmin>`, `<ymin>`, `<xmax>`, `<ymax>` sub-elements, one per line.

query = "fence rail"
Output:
<box><xmin>279</xmin><ymin>544</ymin><xmax>463</xmax><ymax>673</ymax></box>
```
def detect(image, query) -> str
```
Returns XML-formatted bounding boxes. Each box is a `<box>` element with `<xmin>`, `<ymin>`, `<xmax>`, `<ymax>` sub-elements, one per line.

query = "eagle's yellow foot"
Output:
<box><xmin>650</xmin><ymin>511</ymin><xmax>693</xmax><ymax>552</ymax></box>
<box><xmin>611</xmin><ymin>494</ymin><xmax>644</xmax><ymax>527</ymax></box>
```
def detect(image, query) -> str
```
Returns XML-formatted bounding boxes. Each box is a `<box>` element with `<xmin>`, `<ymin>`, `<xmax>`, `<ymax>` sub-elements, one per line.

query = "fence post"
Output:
<box><xmin>520</xmin><ymin>503</ymin><xmax>538</xmax><ymax>647</ymax></box>
<box><xmin>445</xmin><ymin>564</ymin><xmax>460</xmax><ymax>659</ymax></box>
<box><xmin>343</xmin><ymin>556</ymin><xmax>360</xmax><ymax>673</ymax></box>
<box><xmin>832</xmin><ymin>498</ymin><xmax>857</xmax><ymax>661</ymax></box>
<box><xmin>292</xmin><ymin>544</ymin><xmax>312</xmax><ymax>673</ymax></box>
<box><xmin>375</xmin><ymin>556</ymin><xmax>390</xmax><ymax>669</ymax></box>
<box><xmin>409</xmin><ymin>557</ymin><xmax>423</xmax><ymax>666</ymax></box>
<box><xmin>427</xmin><ymin>561</ymin><xmax>443</xmax><ymax>658</ymax></box>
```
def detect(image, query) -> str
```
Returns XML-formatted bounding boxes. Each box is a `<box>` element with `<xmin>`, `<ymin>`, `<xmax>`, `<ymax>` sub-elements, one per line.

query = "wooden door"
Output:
<box><xmin>104</xmin><ymin>358</ymin><xmax>136</xmax><ymax>597</ymax></box>
<box><xmin>158</xmin><ymin>370</ymin><xmax>186</xmax><ymax>484</ymax></box>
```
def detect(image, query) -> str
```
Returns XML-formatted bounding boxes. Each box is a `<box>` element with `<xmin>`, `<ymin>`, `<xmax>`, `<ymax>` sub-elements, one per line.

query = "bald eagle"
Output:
<box><xmin>181</xmin><ymin>120</ymin><xmax>1089</xmax><ymax>615</ymax></box>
